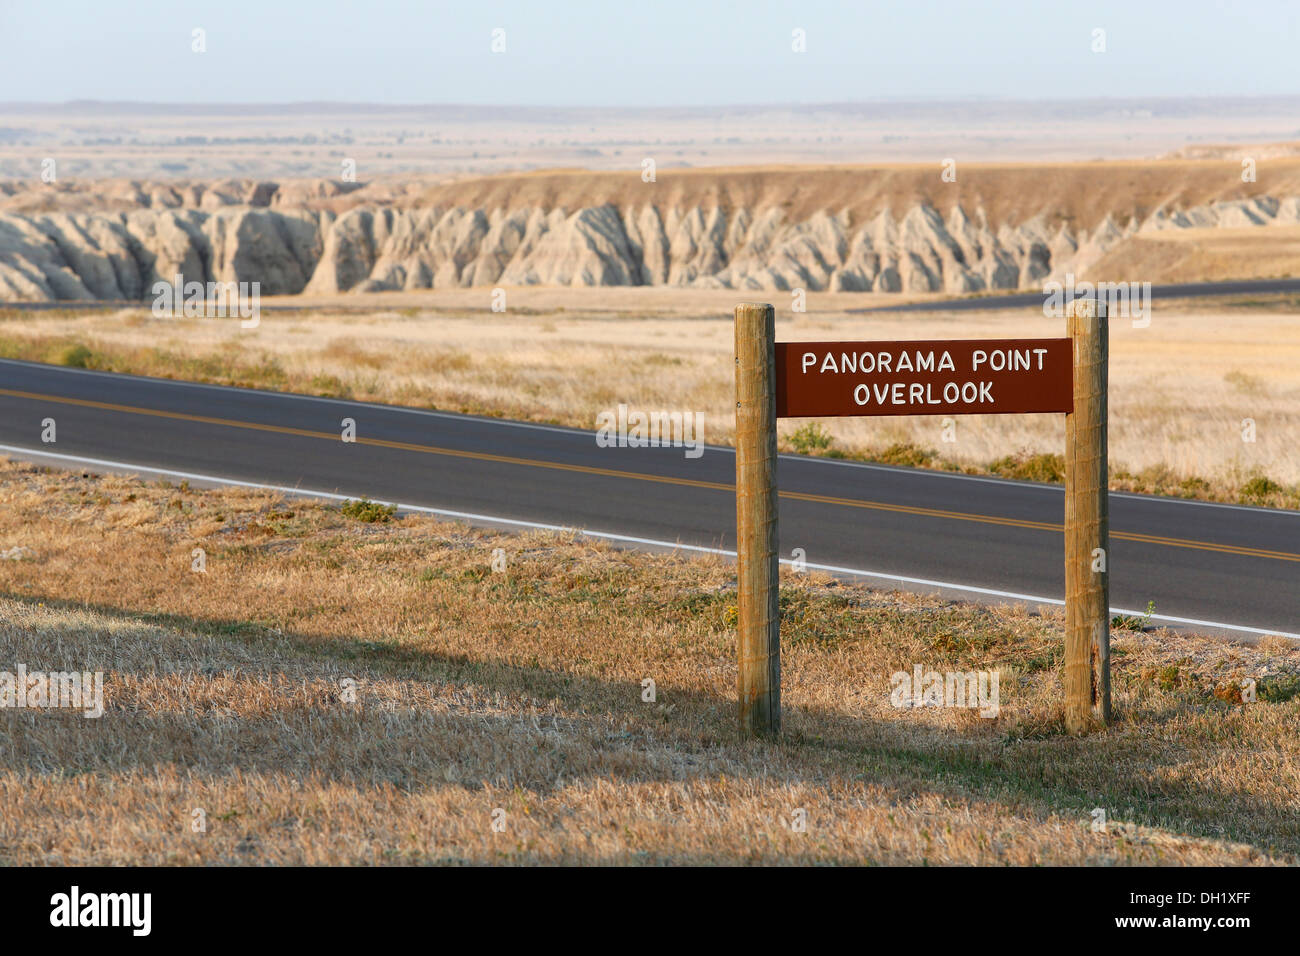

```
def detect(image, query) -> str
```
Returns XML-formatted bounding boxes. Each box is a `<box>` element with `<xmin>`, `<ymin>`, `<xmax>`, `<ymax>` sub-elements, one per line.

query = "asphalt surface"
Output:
<box><xmin>849</xmin><ymin>278</ymin><xmax>1300</xmax><ymax>313</ymax></box>
<box><xmin>0</xmin><ymin>358</ymin><xmax>1296</xmax><ymax>638</ymax></box>
<box><xmin>4</xmin><ymin>277</ymin><xmax>1300</xmax><ymax>317</ymax></box>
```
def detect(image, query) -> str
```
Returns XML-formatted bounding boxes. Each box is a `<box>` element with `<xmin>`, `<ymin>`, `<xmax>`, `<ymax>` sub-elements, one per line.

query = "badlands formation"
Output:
<box><xmin>3</xmin><ymin>162</ymin><xmax>1300</xmax><ymax>302</ymax></box>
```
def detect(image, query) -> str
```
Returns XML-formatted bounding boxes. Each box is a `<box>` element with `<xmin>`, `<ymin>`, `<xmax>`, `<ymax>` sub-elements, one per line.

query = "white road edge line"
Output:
<box><xmin>3</xmin><ymin>442</ymin><xmax>1296</xmax><ymax>640</ymax></box>
<box><xmin>5</xmin><ymin>359</ymin><xmax>1295</xmax><ymax>518</ymax></box>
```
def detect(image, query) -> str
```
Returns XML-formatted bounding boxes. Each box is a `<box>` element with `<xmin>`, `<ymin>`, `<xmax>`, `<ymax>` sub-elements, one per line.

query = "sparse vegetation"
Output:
<box><xmin>785</xmin><ymin>422</ymin><xmax>835</xmax><ymax>455</ymax></box>
<box><xmin>340</xmin><ymin>497</ymin><xmax>397</xmax><ymax>522</ymax></box>
<box><xmin>990</xmin><ymin>452</ymin><xmax>1066</xmax><ymax>483</ymax></box>
<box><xmin>1224</xmin><ymin>369</ymin><xmax>1268</xmax><ymax>396</ymax></box>
<box><xmin>1113</xmin><ymin>601</ymin><xmax>1157</xmax><ymax>632</ymax></box>
<box><xmin>875</xmin><ymin>442</ymin><xmax>939</xmax><ymax>469</ymax></box>
<box><xmin>1241</xmin><ymin>475</ymin><xmax>1285</xmax><ymax>503</ymax></box>
<box><xmin>54</xmin><ymin>342</ymin><xmax>95</xmax><ymax>368</ymax></box>
<box><xmin>1259</xmin><ymin>674</ymin><xmax>1300</xmax><ymax>704</ymax></box>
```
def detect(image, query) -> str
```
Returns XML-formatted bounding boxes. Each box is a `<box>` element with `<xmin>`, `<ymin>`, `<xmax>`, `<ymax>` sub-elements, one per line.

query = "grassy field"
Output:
<box><xmin>1</xmin><ymin>290</ymin><xmax>1297</xmax><ymax>508</ymax></box>
<box><xmin>1092</xmin><ymin>225</ymin><xmax>1300</xmax><ymax>285</ymax></box>
<box><xmin>1</xmin><ymin>457</ymin><xmax>1297</xmax><ymax>865</ymax></box>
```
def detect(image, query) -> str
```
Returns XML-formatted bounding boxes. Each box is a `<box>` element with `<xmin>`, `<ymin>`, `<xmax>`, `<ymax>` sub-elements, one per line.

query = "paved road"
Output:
<box><xmin>849</xmin><ymin>278</ymin><xmax>1300</xmax><ymax>313</ymax></box>
<box><xmin>4</xmin><ymin>277</ymin><xmax>1300</xmax><ymax>316</ymax></box>
<box><xmin>0</xmin><ymin>358</ymin><xmax>1296</xmax><ymax>638</ymax></box>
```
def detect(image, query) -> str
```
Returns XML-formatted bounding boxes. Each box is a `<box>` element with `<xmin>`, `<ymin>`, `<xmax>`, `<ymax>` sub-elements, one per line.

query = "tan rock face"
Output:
<box><xmin>1</xmin><ymin>172</ymin><xmax>1298</xmax><ymax>301</ymax></box>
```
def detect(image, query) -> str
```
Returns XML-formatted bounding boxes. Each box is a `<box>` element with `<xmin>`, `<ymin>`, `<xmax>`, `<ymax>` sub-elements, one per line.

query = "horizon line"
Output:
<box><xmin>4</xmin><ymin>93</ymin><xmax>1300</xmax><ymax>112</ymax></box>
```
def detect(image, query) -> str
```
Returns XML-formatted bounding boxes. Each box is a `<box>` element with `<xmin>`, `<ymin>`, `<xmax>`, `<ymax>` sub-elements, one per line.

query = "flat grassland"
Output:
<box><xmin>0</xmin><ymin>460</ymin><xmax>1297</xmax><ymax>865</ymax></box>
<box><xmin>8</xmin><ymin>99</ymin><xmax>1300</xmax><ymax>181</ymax></box>
<box><xmin>1</xmin><ymin>290</ymin><xmax>1297</xmax><ymax>505</ymax></box>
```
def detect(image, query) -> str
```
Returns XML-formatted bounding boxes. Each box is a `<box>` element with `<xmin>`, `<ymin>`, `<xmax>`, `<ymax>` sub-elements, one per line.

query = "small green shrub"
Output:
<box><xmin>56</xmin><ymin>343</ymin><xmax>95</xmax><ymax>368</ymax></box>
<box><xmin>1113</xmin><ymin>601</ymin><xmax>1156</xmax><ymax>631</ymax></box>
<box><xmin>876</xmin><ymin>442</ymin><xmax>935</xmax><ymax>468</ymax></box>
<box><xmin>989</xmin><ymin>452</ymin><xmax>1065</xmax><ymax>483</ymax></box>
<box><xmin>340</xmin><ymin>498</ymin><xmax>397</xmax><ymax>523</ymax></box>
<box><xmin>787</xmin><ymin>422</ymin><xmax>834</xmax><ymax>455</ymax></box>
<box><xmin>1240</xmin><ymin>476</ymin><xmax>1283</xmax><ymax>502</ymax></box>
<box><xmin>1259</xmin><ymin>675</ymin><xmax>1300</xmax><ymax>703</ymax></box>
<box><xmin>309</xmin><ymin>374</ymin><xmax>353</xmax><ymax>399</ymax></box>
<box><xmin>1154</xmin><ymin>665</ymin><xmax>1184</xmax><ymax>691</ymax></box>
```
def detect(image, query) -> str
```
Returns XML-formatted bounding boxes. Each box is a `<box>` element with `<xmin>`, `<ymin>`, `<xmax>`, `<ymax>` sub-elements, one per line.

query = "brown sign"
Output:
<box><xmin>775</xmin><ymin>338</ymin><xmax>1073</xmax><ymax>418</ymax></box>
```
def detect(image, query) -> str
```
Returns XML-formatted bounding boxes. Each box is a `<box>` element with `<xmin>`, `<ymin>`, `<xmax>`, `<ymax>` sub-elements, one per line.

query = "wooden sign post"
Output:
<box><xmin>734</xmin><ymin>303</ymin><xmax>781</xmax><ymax>737</ymax></box>
<box><xmin>1064</xmin><ymin>297</ymin><xmax>1111</xmax><ymax>734</ymax></box>
<box><xmin>733</xmin><ymin>300</ymin><xmax>1110</xmax><ymax>738</ymax></box>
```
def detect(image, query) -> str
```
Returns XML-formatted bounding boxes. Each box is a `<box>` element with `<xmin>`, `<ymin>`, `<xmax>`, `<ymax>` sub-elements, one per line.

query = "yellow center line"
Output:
<box><xmin>0</xmin><ymin>388</ymin><xmax>734</xmax><ymax>494</ymax></box>
<box><xmin>781</xmin><ymin>489</ymin><xmax>1298</xmax><ymax>561</ymax></box>
<box><xmin>4</xmin><ymin>386</ymin><xmax>1298</xmax><ymax>564</ymax></box>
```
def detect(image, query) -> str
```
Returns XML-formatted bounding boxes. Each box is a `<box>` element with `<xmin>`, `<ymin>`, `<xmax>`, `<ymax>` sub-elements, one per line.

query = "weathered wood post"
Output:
<box><xmin>1064</xmin><ymin>297</ymin><xmax>1111</xmax><ymax>734</ymax></box>
<box><xmin>734</xmin><ymin>302</ymin><xmax>780</xmax><ymax>737</ymax></box>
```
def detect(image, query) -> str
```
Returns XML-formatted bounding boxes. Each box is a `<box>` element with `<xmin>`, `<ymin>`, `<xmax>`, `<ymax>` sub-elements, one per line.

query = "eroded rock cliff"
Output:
<box><xmin>2</xmin><ymin>165</ymin><xmax>1297</xmax><ymax>301</ymax></box>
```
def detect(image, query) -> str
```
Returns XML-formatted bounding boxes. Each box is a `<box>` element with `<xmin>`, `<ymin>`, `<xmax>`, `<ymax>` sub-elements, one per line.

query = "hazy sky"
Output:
<box><xmin>3</xmin><ymin>0</ymin><xmax>1296</xmax><ymax>106</ymax></box>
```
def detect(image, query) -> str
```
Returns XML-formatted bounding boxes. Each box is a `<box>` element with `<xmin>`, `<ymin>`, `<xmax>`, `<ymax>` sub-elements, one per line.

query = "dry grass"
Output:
<box><xmin>1092</xmin><ymin>226</ymin><xmax>1300</xmax><ymax>284</ymax></box>
<box><xmin>2</xmin><ymin>292</ymin><xmax>1298</xmax><ymax>505</ymax></box>
<box><xmin>0</xmin><ymin>458</ymin><xmax>1297</xmax><ymax>865</ymax></box>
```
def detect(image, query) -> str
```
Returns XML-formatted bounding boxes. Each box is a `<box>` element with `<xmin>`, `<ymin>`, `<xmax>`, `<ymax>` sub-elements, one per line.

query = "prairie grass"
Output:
<box><xmin>0</xmin><ymin>458</ymin><xmax>1296</xmax><ymax>865</ymax></box>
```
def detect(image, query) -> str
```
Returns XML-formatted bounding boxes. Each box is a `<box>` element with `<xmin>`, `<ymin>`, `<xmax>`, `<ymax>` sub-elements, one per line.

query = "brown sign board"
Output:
<box><xmin>775</xmin><ymin>338</ymin><xmax>1073</xmax><ymax>418</ymax></box>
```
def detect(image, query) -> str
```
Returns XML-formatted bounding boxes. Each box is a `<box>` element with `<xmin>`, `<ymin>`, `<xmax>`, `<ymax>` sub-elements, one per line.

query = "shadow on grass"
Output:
<box><xmin>2</xmin><ymin>590</ymin><xmax>1296</xmax><ymax>858</ymax></box>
